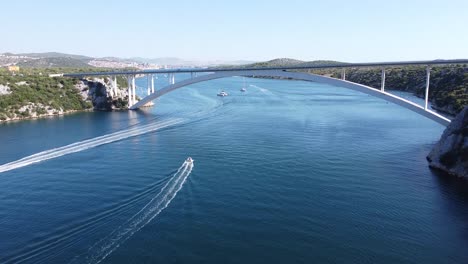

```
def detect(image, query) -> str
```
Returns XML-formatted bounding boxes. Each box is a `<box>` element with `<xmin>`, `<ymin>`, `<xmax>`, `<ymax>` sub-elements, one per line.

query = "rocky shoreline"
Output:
<box><xmin>0</xmin><ymin>108</ymin><xmax>93</xmax><ymax>123</ymax></box>
<box><xmin>427</xmin><ymin>106</ymin><xmax>468</xmax><ymax>178</ymax></box>
<box><xmin>0</xmin><ymin>77</ymin><xmax>129</xmax><ymax>123</ymax></box>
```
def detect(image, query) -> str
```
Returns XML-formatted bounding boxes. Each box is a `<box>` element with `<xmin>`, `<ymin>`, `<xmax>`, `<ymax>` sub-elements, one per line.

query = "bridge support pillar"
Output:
<box><xmin>108</xmin><ymin>76</ymin><xmax>114</xmax><ymax>97</ymax></box>
<box><xmin>171</xmin><ymin>74</ymin><xmax>175</xmax><ymax>84</ymax></box>
<box><xmin>131</xmin><ymin>75</ymin><xmax>136</xmax><ymax>104</ymax></box>
<box><xmin>341</xmin><ymin>68</ymin><xmax>346</xmax><ymax>80</ymax></box>
<box><xmin>381</xmin><ymin>67</ymin><xmax>385</xmax><ymax>92</ymax></box>
<box><xmin>127</xmin><ymin>76</ymin><xmax>132</xmax><ymax>106</ymax></box>
<box><xmin>424</xmin><ymin>66</ymin><xmax>431</xmax><ymax>110</ymax></box>
<box><xmin>151</xmin><ymin>74</ymin><xmax>155</xmax><ymax>93</ymax></box>
<box><xmin>147</xmin><ymin>75</ymin><xmax>151</xmax><ymax>95</ymax></box>
<box><xmin>113</xmin><ymin>76</ymin><xmax>118</xmax><ymax>96</ymax></box>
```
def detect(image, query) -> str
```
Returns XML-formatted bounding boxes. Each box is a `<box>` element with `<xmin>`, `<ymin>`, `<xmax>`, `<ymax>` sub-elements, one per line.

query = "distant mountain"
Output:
<box><xmin>17</xmin><ymin>57</ymin><xmax>93</xmax><ymax>68</ymax></box>
<box><xmin>15</xmin><ymin>52</ymin><xmax>93</xmax><ymax>62</ymax></box>
<box><xmin>246</xmin><ymin>58</ymin><xmax>305</xmax><ymax>68</ymax></box>
<box><xmin>237</xmin><ymin>58</ymin><xmax>347</xmax><ymax>68</ymax></box>
<box><xmin>2</xmin><ymin>51</ymin><xmax>256</xmax><ymax>68</ymax></box>
<box><xmin>297</xmin><ymin>60</ymin><xmax>348</xmax><ymax>67</ymax></box>
<box><xmin>130</xmin><ymin>57</ymin><xmax>256</xmax><ymax>66</ymax></box>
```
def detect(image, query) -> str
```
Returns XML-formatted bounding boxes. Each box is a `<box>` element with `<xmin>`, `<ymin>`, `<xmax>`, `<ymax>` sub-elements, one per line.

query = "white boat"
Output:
<box><xmin>186</xmin><ymin>157</ymin><xmax>193</xmax><ymax>163</ymax></box>
<box><xmin>241</xmin><ymin>77</ymin><xmax>247</xmax><ymax>92</ymax></box>
<box><xmin>217</xmin><ymin>91</ymin><xmax>228</xmax><ymax>97</ymax></box>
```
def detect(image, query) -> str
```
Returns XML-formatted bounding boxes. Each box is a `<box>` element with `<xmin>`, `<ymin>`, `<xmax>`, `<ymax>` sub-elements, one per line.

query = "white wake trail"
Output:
<box><xmin>249</xmin><ymin>84</ymin><xmax>273</xmax><ymax>94</ymax></box>
<box><xmin>71</xmin><ymin>159</ymin><xmax>194</xmax><ymax>264</ymax></box>
<box><xmin>0</xmin><ymin>118</ymin><xmax>184</xmax><ymax>173</ymax></box>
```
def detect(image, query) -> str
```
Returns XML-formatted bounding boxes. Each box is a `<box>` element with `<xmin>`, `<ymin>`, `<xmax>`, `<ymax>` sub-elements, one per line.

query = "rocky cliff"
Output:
<box><xmin>76</xmin><ymin>78</ymin><xmax>128</xmax><ymax>111</ymax></box>
<box><xmin>427</xmin><ymin>106</ymin><xmax>468</xmax><ymax>178</ymax></box>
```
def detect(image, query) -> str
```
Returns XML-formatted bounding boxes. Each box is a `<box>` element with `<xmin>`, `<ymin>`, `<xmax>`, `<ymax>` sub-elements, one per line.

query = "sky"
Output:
<box><xmin>1</xmin><ymin>0</ymin><xmax>468</xmax><ymax>62</ymax></box>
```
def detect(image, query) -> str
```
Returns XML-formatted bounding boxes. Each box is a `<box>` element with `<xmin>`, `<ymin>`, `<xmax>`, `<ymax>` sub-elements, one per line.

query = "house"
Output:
<box><xmin>7</xmin><ymin>65</ymin><xmax>20</xmax><ymax>72</ymax></box>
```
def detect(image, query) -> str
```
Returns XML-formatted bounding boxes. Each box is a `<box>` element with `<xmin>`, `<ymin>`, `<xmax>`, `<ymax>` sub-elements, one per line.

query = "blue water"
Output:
<box><xmin>1</xmin><ymin>76</ymin><xmax>468</xmax><ymax>263</ymax></box>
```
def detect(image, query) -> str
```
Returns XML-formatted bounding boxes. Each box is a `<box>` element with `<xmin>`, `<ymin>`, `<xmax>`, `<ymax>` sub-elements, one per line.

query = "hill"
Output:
<box><xmin>17</xmin><ymin>57</ymin><xmax>93</xmax><ymax>68</ymax></box>
<box><xmin>241</xmin><ymin>58</ymin><xmax>346</xmax><ymax>68</ymax></box>
<box><xmin>15</xmin><ymin>52</ymin><xmax>93</xmax><ymax>61</ymax></box>
<box><xmin>246</xmin><ymin>58</ymin><xmax>305</xmax><ymax>68</ymax></box>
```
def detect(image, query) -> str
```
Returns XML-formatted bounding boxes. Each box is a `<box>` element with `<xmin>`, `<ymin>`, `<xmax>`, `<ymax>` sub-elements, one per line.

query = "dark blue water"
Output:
<box><xmin>1</xmin><ymin>76</ymin><xmax>468</xmax><ymax>263</ymax></box>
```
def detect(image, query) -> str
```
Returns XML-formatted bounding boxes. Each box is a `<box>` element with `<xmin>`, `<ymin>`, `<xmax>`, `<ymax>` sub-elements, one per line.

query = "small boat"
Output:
<box><xmin>186</xmin><ymin>157</ymin><xmax>193</xmax><ymax>163</ymax></box>
<box><xmin>217</xmin><ymin>91</ymin><xmax>228</xmax><ymax>97</ymax></box>
<box><xmin>241</xmin><ymin>77</ymin><xmax>247</xmax><ymax>92</ymax></box>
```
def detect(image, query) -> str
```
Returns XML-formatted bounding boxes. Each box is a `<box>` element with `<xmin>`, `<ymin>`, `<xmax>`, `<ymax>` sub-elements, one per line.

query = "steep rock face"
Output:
<box><xmin>76</xmin><ymin>78</ymin><xmax>128</xmax><ymax>110</ymax></box>
<box><xmin>427</xmin><ymin>106</ymin><xmax>468</xmax><ymax>178</ymax></box>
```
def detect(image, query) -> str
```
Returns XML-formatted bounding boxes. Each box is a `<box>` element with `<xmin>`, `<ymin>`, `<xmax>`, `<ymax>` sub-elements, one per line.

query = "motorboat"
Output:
<box><xmin>186</xmin><ymin>157</ymin><xmax>193</xmax><ymax>163</ymax></box>
<box><xmin>217</xmin><ymin>91</ymin><xmax>228</xmax><ymax>97</ymax></box>
<box><xmin>241</xmin><ymin>77</ymin><xmax>247</xmax><ymax>92</ymax></box>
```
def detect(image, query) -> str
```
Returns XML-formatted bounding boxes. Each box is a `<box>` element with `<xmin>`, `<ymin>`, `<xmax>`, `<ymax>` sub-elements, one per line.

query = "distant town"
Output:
<box><xmin>0</xmin><ymin>52</ymin><xmax>254</xmax><ymax>70</ymax></box>
<box><xmin>1</xmin><ymin>53</ymin><xmax>164</xmax><ymax>70</ymax></box>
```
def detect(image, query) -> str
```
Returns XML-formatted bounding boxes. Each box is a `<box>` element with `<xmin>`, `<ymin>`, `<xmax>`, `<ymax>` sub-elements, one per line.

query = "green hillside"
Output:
<box><xmin>0</xmin><ymin>68</ymin><xmax>91</xmax><ymax>120</ymax></box>
<box><xmin>17</xmin><ymin>57</ymin><xmax>93</xmax><ymax>68</ymax></box>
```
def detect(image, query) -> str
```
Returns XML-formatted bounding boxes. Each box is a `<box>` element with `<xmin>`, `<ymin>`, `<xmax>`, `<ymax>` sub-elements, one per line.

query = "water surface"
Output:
<box><xmin>1</xmin><ymin>76</ymin><xmax>467</xmax><ymax>263</ymax></box>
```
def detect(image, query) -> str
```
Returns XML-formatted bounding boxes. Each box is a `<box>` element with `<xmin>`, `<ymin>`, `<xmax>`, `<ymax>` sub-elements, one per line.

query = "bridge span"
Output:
<box><xmin>64</xmin><ymin>59</ymin><xmax>468</xmax><ymax>126</ymax></box>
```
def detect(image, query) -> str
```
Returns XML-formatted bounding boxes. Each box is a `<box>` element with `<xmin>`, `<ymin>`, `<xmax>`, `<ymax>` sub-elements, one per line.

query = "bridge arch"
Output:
<box><xmin>131</xmin><ymin>70</ymin><xmax>450</xmax><ymax>126</ymax></box>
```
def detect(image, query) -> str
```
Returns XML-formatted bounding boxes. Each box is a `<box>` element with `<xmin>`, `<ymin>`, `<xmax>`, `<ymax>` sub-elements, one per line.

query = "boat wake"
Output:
<box><xmin>0</xmin><ymin>118</ymin><xmax>185</xmax><ymax>173</ymax></box>
<box><xmin>71</xmin><ymin>159</ymin><xmax>194</xmax><ymax>264</ymax></box>
<box><xmin>249</xmin><ymin>84</ymin><xmax>269</xmax><ymax>93</ymax></box>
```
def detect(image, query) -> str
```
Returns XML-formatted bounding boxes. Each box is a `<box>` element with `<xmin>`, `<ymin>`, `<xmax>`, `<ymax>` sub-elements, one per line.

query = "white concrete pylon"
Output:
<box><xmin>132</xmin><ymin>75</ymin><xmax>136</xmax><ymax>103</ymax></box>
<box><xmin>147</xmin><ymin>75</ymin><xmax>151</xmax><ymax>95</ymax></box>
<box><xmin>127</xmin><ymin>76</ymin><xmax>132</xmax><ymax>106</ymax></box>
<box><xmin>108</xmin><ymin>76</ymin><xmax>114</xmax><ymax>97</ymax></box>
<box><xmin>151</xmin><ymin>75</ymin><xmax>155</xmax><ymax>93</ymax></box>
<box><xmin>113</xmin><ymin>76</ymin><xmax>118</xmax><ymax>96</ymax></box>
<box><xmin>381</xmin><ymin>67</ymin><xmax>386</xmax><ymax>92</ymax></box>
<box><xmin>342</xmin><ymin>68</ymin><xmax>346</xmax><ymax>80</ymax></box>
<box><xmin>169</xmin><ymin>74</ymin><xmax>175</xmax><ymax>84</ymax></box>
<box><xmin>424</xmin><ymin>66</ymin><xmax>431</xmax><ymax>110</ymax></box>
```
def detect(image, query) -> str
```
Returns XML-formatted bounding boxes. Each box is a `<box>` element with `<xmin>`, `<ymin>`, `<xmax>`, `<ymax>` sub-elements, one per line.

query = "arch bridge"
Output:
<box><xmin>64</xmin><ymin>60</ymin><xmax>468</xmax><ymax>126</ymax></box>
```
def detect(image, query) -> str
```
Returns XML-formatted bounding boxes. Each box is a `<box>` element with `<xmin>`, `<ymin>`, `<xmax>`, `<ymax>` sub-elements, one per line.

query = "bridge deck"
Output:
<box><xmin>63</xmin><ymin>59</ymin><xmax>468</xmax><ymax>77</ymax></box>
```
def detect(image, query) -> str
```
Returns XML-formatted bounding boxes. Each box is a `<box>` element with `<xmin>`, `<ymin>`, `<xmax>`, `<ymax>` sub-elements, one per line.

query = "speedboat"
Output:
<box><xmin>217</xmin><ymin>91</ymin><xmax>228</xmax><ymax>97</ymax></box>
<box><xmin>186</xmin><ymin>157</ymin><xmax>193</xmax><ymax>163</ymax></box>
<box><xmin>241</xmin><ymin>77</ymin><xmax>247</xmax><ymax>92</ymax></box>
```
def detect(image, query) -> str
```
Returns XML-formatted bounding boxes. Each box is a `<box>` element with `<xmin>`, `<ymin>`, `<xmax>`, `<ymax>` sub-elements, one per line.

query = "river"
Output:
<box><xmin>1</xmin><ymin>75</ymin><xmax>467</xmax><ymax>263</ymax></box>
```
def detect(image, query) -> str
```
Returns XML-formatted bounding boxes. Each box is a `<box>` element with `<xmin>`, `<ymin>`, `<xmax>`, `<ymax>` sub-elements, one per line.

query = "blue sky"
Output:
<box><xmin>1</xmin><ymin>0</ymin><xmax>468</xmax><ymax>62</ymax></box>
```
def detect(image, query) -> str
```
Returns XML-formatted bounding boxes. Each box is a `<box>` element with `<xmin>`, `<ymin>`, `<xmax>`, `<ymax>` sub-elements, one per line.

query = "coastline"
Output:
<box><xmin>0</xmin><ymin>108</ymin><xmax>93</xmax><ymax>124</ymax></box>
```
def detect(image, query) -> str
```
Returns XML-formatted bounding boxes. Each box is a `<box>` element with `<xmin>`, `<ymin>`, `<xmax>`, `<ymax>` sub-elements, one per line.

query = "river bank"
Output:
<box><xmin>0</xmin><ymin>71</ymin><xmax>129</xmax><ymax>123</ymax></box>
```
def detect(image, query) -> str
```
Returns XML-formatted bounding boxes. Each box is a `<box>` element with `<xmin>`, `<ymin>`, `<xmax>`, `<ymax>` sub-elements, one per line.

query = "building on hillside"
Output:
<box><xmin>7</xmin><ymin>65</ymin><xmax>20</xmax><ymax>72</ymax></box>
